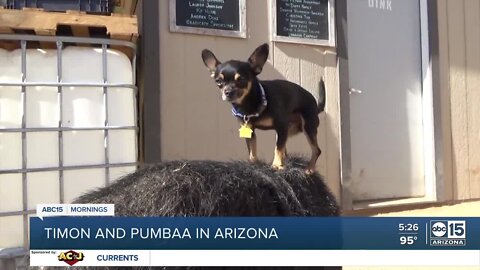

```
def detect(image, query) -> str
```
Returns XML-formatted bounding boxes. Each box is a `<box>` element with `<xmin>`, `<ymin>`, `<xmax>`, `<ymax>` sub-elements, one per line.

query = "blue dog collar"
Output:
<box><xmin>231</xmin><ymin>83</ymin><xmax>268</xmax><ymax>122</ymax></box>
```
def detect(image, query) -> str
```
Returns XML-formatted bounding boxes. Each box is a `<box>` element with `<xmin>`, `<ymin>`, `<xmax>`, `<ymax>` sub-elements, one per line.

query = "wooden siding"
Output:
<box><xmin>157</xmin><ymin>1</ymin><xmax>341</xmax><ymax>199</ymax></box>
<box><xmin>438</xmin><ymin>0</ymin><xmax>480</xmax><ymax>200</ymax></box>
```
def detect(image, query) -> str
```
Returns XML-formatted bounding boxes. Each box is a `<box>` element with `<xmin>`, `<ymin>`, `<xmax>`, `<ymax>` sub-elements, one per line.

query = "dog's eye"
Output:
<box><xmin>215</xmin><ymin>79</ymin><xmax>224</xmax><ymax>86</ymax></box>
<box><xmin>236</xmin><ymin>77</ymin><xmax>247</xmax><ymax>85</ymax></box>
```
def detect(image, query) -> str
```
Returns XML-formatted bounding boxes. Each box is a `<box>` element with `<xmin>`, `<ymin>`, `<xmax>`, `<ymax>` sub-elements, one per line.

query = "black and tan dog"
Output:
<box><xmin>201</xmin><ymin>43</ymin><xmax>326</xmax><ymax>174</ymax></box>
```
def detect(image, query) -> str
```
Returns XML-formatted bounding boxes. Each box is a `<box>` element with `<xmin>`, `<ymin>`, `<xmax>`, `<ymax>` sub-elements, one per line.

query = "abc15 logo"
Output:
<box><xmin>430</xmin><ymin>220</ymin><xmax>466</xmax><ymax>239</ymax></box>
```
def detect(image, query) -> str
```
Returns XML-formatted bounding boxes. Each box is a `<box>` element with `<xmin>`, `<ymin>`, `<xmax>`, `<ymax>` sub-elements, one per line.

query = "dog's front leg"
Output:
<box><xmin>272</xmin><ymin>127</ymin><xmax>288</xmax><ymax>170</ymax></box>
<box><xmin>245</xmin><ymin>131</ymin><xmax>257</xmax><ymax>162</ymax></box>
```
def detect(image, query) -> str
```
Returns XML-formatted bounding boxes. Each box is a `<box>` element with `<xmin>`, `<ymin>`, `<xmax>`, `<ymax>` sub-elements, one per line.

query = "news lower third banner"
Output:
<box><xmin>30</xmin><ymin>217</ymin><xmax>480</xmax><ymax>267</ymax></box>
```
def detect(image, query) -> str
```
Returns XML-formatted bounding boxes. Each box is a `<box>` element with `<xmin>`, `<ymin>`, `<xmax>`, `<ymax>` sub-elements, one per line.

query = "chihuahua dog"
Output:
<box><xmin>201</xmin><ymin>43</ymin><xmax>325</xmax><ymax>174</ymax></box>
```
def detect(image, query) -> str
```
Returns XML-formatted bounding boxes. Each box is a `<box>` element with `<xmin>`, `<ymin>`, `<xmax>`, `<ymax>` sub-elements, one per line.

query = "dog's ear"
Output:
<box><xmin>248</xmin><ymin>43</ymin><xmax>269</xmax><ymax>75</ymax></box>
<box><xmin>201</xmin><ymin>49</ymin><xmax>221</xmax><ymax>77</ymax></box>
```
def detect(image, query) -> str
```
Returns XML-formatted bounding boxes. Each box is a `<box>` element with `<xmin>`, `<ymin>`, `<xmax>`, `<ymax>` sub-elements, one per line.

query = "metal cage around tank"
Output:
<box><xmin>0</xmin><ymin>34</ymin><xmax>138</xmax><ymax>253</ymax></box>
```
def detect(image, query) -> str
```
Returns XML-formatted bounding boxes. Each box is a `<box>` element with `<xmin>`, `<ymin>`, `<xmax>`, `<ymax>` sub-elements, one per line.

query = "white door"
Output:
<box><xmin>347</xmin><ymin>0</ymin><xmax>426</xmax><ymax>201</ymax></box>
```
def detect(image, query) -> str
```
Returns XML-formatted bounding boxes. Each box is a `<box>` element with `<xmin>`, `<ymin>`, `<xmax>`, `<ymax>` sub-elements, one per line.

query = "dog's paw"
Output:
<box><xmin>271</xmin><ymin>163</ymin><xmax>285</xmax><ymax>170</ymax></box>
<box><xmin>305</xmin><ymin>168</ymin><xmax>316</xmax><ymax>175</ymax></box>
<box><xmin>249</xmin><ymin>156</ymin><xmax>258</xmax><ymax>163</ymax></box>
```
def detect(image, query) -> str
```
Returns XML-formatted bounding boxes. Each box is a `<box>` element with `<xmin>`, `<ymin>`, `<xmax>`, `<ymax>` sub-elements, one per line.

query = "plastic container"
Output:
<box><xmin>0</xmin><ymin>47</ymin><xmax>137</xmax><ymax>249</ymax></box>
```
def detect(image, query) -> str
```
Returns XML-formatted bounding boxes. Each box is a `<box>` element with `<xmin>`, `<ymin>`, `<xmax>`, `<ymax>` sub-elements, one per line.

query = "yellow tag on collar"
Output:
<box><xmin>239</xmin><ymin>123</ymin><xmax>253</xmax><ymax>138</ymax></box>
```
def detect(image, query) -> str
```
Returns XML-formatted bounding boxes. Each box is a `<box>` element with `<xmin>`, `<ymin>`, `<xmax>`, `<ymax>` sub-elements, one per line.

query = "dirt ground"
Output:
<box><xmin>343</xmin><ymin>201</ymin><xmax>480</xmax><ymax>270</ymax></box>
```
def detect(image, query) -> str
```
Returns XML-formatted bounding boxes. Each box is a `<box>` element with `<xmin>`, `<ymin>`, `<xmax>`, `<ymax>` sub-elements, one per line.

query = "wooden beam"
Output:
<box><xmin>0</xmin><ymin>9</ymin><xmax>138</xmax><ymax>41</ymax></box>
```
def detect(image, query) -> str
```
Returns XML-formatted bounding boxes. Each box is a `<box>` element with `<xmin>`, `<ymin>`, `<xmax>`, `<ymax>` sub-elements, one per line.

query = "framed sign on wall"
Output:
<box><xmin>273</xmin><ymin>0</ymin><xmax>336</xmax><ymax>46</ymax></box>
<box><xmin>170</xmin><ymin>0</ymin><xmax>247</xmax><ymax>38</ymax></box>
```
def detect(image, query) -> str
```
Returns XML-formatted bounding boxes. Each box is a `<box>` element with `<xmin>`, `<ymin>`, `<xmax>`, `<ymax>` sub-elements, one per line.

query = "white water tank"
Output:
<box><xmin>0</xmin><ymin>47</ymin><xmax>137</xmax><ymax>249</ymax></box>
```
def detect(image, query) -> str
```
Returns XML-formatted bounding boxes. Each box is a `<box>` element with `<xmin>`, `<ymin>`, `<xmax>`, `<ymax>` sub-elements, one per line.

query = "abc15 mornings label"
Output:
<box><xmin>429</xmin><ymin>220</ymin><xmax>466</xmax><ymax>246</ymax></box>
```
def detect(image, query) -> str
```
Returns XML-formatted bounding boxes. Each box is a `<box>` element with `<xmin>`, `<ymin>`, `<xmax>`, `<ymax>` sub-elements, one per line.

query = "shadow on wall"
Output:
<box><xmin>256</xmin><ymin>43</ymin><xmax>339</xmax><ymax>196</ymax></box>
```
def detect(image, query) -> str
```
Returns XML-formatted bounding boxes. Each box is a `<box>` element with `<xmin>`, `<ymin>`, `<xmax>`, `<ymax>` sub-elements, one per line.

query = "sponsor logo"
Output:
<box><xmin>58</xmin><ymin>250</ymin><xmax>85</xmax><ymax>266</ymax></box>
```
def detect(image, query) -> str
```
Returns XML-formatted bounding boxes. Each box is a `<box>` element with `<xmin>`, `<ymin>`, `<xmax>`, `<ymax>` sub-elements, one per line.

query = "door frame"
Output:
<box><xmin>337</xmin><ymin>0</ymin><xmax>444</xmax><ymax>210</ymax></box>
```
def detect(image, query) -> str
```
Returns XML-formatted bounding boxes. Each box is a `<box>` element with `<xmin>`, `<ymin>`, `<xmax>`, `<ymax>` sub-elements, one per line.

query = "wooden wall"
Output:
<box><xmin>157</xmin><ymin>1</ymin><xmax>341</xmax><ymax>199</ymax></box>
<box><xmin>438</xmin><ymin>0</ymin><xmax>480</xmax><ymax>200</ymax></box>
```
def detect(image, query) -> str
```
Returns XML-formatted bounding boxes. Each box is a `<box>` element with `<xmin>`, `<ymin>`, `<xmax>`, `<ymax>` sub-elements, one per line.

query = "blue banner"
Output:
<box><xmin>30</xmin><ymin>217</ymin><xmax>480</xmax><ymax>250</ymax></box>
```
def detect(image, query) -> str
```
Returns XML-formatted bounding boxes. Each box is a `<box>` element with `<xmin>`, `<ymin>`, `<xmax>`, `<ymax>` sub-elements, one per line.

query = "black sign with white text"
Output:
<box><xmin>275</xmin><ymin>0</ymin><xmax>330</xmax><ymax>40</ymax></box>
<box><xmin>174</xmin><ymin>0</ymin><xmax>241</xmax><ymax>31</ymax></box>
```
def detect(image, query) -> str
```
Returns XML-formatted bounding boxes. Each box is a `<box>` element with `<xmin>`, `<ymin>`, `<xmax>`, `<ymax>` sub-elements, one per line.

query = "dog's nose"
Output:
<box><xmin>224</xmin><ymin>90</ymin><xmax>234</xmax><ymax>97</ymax></box>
